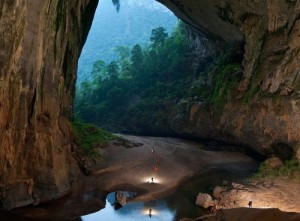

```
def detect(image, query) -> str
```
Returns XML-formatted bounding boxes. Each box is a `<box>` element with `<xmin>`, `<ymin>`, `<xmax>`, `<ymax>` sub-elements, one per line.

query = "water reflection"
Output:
<box><xmin>81</xmin><ymin>168</ymin><xmax>257</xmax><ymax>221</ymax></box>
<box><xmin>82</xmin><ymin>192</ymin><xmax>174</xmax><ymax>221</ymax></box>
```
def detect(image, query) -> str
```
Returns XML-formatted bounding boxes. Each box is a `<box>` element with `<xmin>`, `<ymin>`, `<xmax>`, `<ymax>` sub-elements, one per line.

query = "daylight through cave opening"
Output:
<box><xmin>75</xmin><ymin>0</ymin><xmax>184</xmax><ymax>135</ymax></box>
<box><xmin>74</xmin><ymin>0</ymin><xmax>244</xmax><ymax>137</ymax></box>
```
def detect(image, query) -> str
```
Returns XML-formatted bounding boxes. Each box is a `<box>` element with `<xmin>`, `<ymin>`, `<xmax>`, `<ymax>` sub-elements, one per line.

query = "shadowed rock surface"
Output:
<box><xmin>0</xmin><ymin>0</ymin><xmax>98</xmax><ymax>209</ymax></box>
<box><xmin>156</xmin><ymin>0</ymin><xmax>300</xmax><ymax>156</ymax></box>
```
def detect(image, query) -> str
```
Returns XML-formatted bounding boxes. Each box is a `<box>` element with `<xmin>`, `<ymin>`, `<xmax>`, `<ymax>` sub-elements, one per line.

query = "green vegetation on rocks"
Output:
<box><xmin>210</xmin><ymin>60</ymin><xmax>242</xmax><ymax>112</ymax></box>
<box><xmin>253</xmin><ymin>159</ymin><xmax>300</xmax><ymax>181</ymax></box>
<box><xmin>71</xmin><ymin>121</ymin><xmax>116</xmax><ymax>158</ymax></box>
<box><xmin>189</xmin><ymin>47</ymin><xmax>243</xmax><ymax>111</ymax></box>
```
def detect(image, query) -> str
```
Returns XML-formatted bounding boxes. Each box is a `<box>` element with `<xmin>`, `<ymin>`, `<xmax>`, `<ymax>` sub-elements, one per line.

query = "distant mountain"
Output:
<box><xmin>77</xmin><ymin>0</ymin><xmax>178</xmax><ymax>83</ymax></box>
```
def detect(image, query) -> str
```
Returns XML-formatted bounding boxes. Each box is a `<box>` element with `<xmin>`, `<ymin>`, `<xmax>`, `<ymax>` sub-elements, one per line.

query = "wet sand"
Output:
<box><xmin>11</xmin><ymin>135</ymin><xmax>259</xmax><ymax>220</ymax></box>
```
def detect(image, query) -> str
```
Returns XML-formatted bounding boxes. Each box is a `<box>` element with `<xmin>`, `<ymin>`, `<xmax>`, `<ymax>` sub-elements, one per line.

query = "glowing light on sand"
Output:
<box><xmin>141</xmin><ymin>208</ymin><xmax>159</xmax><ymax>216</ymax></box>
<box><xmin>257</xmin><ymin>206</ymin><xmax>271</xmax><ymax>209</ymax></box>
<box><xmin>246</xmin><ymin>197</ymin><xmax>271</xmax><ymax>209</ymax></box>
<box><xmin>142</xmin><ymin>176</ymin><xmax>163</xmax><ymax>184</ymax></box>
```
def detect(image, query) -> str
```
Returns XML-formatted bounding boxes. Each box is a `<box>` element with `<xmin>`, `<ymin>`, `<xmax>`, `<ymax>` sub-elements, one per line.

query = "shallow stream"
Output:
<box><xmin>1</xmin><ymin>136</ymin><xmax>259</xmax><ymax>221</ymax></box>
<box><xmin>82</xmin><ymin>168</ymin><xmax>257</xmax><ymax>221</ymax></box>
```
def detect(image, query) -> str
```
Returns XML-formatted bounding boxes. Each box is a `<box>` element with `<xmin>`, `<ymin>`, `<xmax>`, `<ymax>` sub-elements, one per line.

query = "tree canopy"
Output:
<box><xmin>75</xmin><ymin>22</ymin><xmax>194</xmax><ymax>133</ymax></box>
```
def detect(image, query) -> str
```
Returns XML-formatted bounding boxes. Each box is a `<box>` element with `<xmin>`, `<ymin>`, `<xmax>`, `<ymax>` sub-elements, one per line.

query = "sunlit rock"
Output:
<box><xmin>213</xmin><ymin>186</ymin><xmax>227</xmax><ymax>199</ymax></box>
<box><xmin>196</xmin><ymin>193</ymin><xmax>214</xmax><ymax>209</ymax></box>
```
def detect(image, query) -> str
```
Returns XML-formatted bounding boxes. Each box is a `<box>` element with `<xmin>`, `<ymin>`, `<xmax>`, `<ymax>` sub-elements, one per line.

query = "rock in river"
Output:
<box><xmin>196</xmin><ymin>193</ymin><xmax>214</xmax><ymax>209</ymax></box>
<box><xmin>115</xmin><ymin>191</ymin><xmax>127</xmax><ymax>207</ymax></box>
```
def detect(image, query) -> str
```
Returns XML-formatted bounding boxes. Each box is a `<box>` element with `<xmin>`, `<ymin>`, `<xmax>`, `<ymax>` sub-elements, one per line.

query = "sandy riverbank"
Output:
<box><xmin>8</xmin><ymin>135</ymin><xmax>299</xmax><ymax>220</ymax></box>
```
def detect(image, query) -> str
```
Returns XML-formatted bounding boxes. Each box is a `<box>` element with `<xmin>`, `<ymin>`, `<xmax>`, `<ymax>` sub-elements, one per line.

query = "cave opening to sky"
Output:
<box><xmin>74</xmin><ymin>0</ymin><xmax>196</xmax><ymax>135</ymax></box>
<box><xmin>77</xmin><ymin>0</ymin><xmax>178</xmax><ymax>84</ymax></box>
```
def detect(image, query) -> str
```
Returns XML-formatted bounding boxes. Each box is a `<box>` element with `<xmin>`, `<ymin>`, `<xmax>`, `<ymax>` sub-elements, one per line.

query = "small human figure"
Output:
<box><xmin>149</xmin><ymin>208</ymin><xmax>152</xmax><ymax>218</ymax></box>
<box><xmin>151</xmin><ymin>177</ymin><xmax>154</xmax><ymax>182</ymax></box>
<box><xmin>248</xmin><ymin>201</ymin><xmax>252</xmax><ymax>208</ymax></box>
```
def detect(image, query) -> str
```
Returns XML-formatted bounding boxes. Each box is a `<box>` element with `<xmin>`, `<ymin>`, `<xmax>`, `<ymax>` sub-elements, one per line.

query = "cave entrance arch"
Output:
<box><xmin>3</xmin><ymin>0</ymin><xmax>299</xmax><ymax>211</ymax></box>
<box><xmin>75</xmin><ymin>0</ymin><xmax>187</xmax><ymax>135</ymax></box>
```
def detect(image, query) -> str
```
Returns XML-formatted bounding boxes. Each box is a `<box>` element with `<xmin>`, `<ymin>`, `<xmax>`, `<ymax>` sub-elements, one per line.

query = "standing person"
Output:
<box><xmin>248</xmin><ymin>201</ymin><xmax>252</xmax><ymax>208</ymax></box>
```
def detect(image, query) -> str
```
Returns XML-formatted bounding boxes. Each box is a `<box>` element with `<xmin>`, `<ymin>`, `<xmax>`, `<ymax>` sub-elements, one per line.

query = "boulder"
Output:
<box><xmin>231</xmin><ymin>182</ymin><xmax>244</xmax><ymax>189</ymax></box>
<box><xmin>196</xmin><ymin>193</ymin><xmax>214</xmax><ymax>209</ymax></box>
<box><xmin>115</xmin><ymin>191</ymin><xmax>126</xmax><ymax>207</ymax></box>
<box><xmin>213</xmin><ymin>186</ymin><xmax>226</xmax><ymax>199</ymax></box>
<box><xmin>264</xmin><ymin>157</ymin><xmax>283</xmax><ymax>170</ymax></box>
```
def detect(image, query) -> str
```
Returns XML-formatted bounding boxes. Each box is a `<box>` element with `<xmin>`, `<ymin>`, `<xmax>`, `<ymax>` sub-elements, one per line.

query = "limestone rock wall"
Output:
<box><xmin>0</xmin><ymin>0</ymin><xmax>98</xmax><ymax>209</ymax></box>
<box><xmin>159</xmin><ymin>0</ymin><xmax>300</xmax><ymax>155</ymax></box>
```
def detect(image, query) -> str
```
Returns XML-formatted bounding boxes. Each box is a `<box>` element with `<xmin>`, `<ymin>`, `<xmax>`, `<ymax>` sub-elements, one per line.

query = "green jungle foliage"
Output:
<box><xmin>71</xmin><ymin>121</ymin><xmax>116</xmax><ymax>158</ymax></box>
<box><xmin>252</xmin><ymin>159</ymin><xmax>300</xmax><ymax>181</ymax></box>
<box><xmin>207</xmin><ymin>56</ymin><xmax>242</xmax><ymax>112</ymax></box>
<box><xmin>77</xmin><ymin>0</ymin><xmax>177</xmax><ymax>83</ymax></box>
<box><xmin>75</xmin><ymin>23</ymin><xmax>193</xmax><ymax>132</ymax></box>
<box><xmin>188</xmin><ymin>46</ymin><xmax>243</xmax><ymax>114</ymax></box>
<box><xmin>75</xmin><ymin>22</ymin><xmax>244</xmax><ymax>133</ymax></box>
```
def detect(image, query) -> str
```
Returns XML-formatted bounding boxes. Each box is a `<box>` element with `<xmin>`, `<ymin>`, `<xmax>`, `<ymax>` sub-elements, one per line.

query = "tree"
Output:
<box><xmin>106</xmin><ymin>61</ymin><xmax>119</xmax><ymax>80</ymax></box>
<box><xmin>112</xmin><ymin>0</ymin><xmax>120</xmax><ymax>12</ymax></box>
<box><xmin>92</xmin><ymin>60</ymin><xmax>106</xmax><ymax>84</ymax></box>
<box><xmin>114</xmin><ymin>46</ymin><xmax>132</xmax><ymax>79</ymax></box>
<box><xmin>130</xmin><ymin>44</ymin><xmax>144</xmax><ymax>74</ymax></box>
<box><xmin>75</xmin><ymin>23</ymin><xmax>195</xmax><ymax>132</ymax></box>
<box><xmin>150</xmin><ymin>27</ymin><xmax>168</xmax><ymax>49</ymax></box>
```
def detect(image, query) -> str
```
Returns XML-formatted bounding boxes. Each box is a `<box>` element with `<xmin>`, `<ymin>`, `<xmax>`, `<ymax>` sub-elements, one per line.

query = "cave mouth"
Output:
<box><xmin>74</xmin><ymin>0</ymin><xmax>246</xmax><ymax>138</ymax></box>
<box><xmin>75</xmin><ymin>0</ymin><xmax>183</xmax><ymax>135</ymax></box>
<box><xmin>75</xmin><ymin>0</ymin><xmax>243</xmax><ymax>136</ymax></box>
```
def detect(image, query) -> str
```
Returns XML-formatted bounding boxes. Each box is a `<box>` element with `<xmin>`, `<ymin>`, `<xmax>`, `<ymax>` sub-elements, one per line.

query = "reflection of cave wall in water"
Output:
<box><xmin>0</xmin><ymin>0</ymin><xmax>98</xmax><ymax>209</ymax></box>
<box><xmin>1</xmin><ymin>0</ymin><xmax>300</xmax><ymax>210</ymax></box>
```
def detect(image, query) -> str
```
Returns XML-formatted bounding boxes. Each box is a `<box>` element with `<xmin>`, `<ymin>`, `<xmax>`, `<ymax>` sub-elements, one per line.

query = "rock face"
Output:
<box><xmin>0</xmin><ymin>0</ymin><xmax>98</xmax><ymax>209</ymax></box>
<box><xmin>216</xmin><ymin>208</ymin><xmax>290</xmax><ymax>221</ymax></box>
<box><xmin>215</xmin><ymin>181</ymin><xmax>300</xmax><ymax>213</ymax></box>
<box><xmin>213</xmin><ymin>186</ymin><xmax>226</xmax><ymax>199</ymax></box>
<box><xmin>158</xmin><ymin>0</ymin><xmax>300</xmax><ymax>156</ymax></box>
